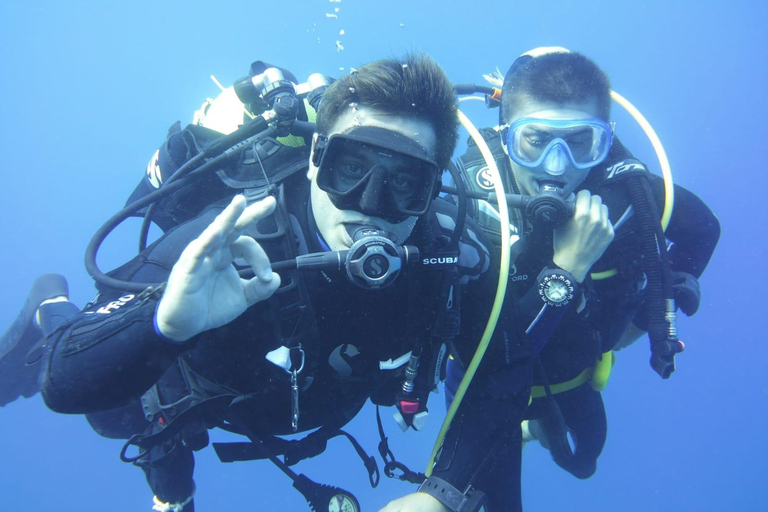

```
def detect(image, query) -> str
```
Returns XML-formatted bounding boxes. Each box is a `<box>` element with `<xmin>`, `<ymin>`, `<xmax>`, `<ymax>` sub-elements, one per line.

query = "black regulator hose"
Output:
<box><xmin>87</xmin><ymin>115</ymin><xmax>275</xmax><ymax>291</ymax></box>
<box><xmin>626</xmin><ymin>173</ymin><xmax>681</xmax><ymax>379</ymax></box>
<box><xmin>439</xmin><ymin>185</ymin><xmax>575</xmax><ymax>230</ymax></box>
<box><xmin>86</xmin><ymin>155</ymin><xmax>206</xmax><ymax>293</ymax></box>
<box><xmin>137</xmin><ymin>120</ymin><xmax>317</xmax><ymax>252</ymax></box>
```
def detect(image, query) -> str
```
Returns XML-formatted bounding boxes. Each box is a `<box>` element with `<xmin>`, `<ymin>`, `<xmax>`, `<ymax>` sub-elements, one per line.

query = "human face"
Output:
<box><xmin>503</xmin><ymin>97</ymin><xmax>605</xmax><ymax>197</ymax></box>
<box><xmin>308</xmin><ymin>106</ymin><xmax>438</xmax><ymax>251</ymax></box>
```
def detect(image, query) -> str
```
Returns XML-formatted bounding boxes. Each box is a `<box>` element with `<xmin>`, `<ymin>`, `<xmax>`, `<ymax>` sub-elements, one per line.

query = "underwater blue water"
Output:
<box><xmin>0</xmin><ymin>1</ymin><xmax>764</xmax><ymax>510</ymax></box>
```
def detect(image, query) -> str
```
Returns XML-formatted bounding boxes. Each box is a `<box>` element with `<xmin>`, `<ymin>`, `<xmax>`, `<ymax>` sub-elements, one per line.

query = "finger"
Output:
<box><xmin>197</xmin><ymin>195</ymin><xmax>248</xmax><ymax>258</ymax></box>
<box><xmin>241</xmin><ymin>271</ymin><xmax>281</xmax><ymax>306</ymax></box>
<box><xmin>574</xmin><ymin>189</ymin><xmax>591</xmax><ymax>215</ymax></box>
<box><xmin>224</xmin><ymin>196</ymin><xmax>278</xmax><ymax>247</ymax></box>
<box><xmin>235</xmin><ymin>196</ymin><xmax>277</xmax><ymax>231</ymax></box>
<box><xmin>173</xmin><ymin>196</ymin><xmax>248</xmax><ymax>276</ymax></box>
<box><xmin>601</xmin><ymin>203</ymin><xmax>612</xmax><ymax>230</ymax></box>
<box><xmin>231</xmin><ymin>236</ymin><xmax>273</xmax><ymax>282</ymax></box>
<box><xmin>589</xmin><ymin>194</ymin><xmax>604</xmax><ymax>222</ymax></box>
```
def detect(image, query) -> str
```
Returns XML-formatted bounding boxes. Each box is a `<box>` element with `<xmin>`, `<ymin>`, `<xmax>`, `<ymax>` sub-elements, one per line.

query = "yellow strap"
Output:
<box><xmin>426</xmin><ymin>108</ymin><xmax>512</xmax><ymax>476</ymax></box>
<box><xmin>530</xmin><ymin>351</ymin><xmax>615</xmax><ymax>398</ymax></box>
<box><xmin>591</xmin><ymin>350</ymin><xmax>615</xmax><ymax>392</ymax></box>
<box><xmin>276</xmin><ymin>99</ymin><xmax>317</xmax><ymax>148</ymax></box>
<box><xmin>530</xmin><ymin>367</ymin><xmax>594</xmax><ymax>398</ymax></box>
<box><xmin>276</xmin><ymin>134</ymin><xmax>307</xmax><ymax>147</ymax></box>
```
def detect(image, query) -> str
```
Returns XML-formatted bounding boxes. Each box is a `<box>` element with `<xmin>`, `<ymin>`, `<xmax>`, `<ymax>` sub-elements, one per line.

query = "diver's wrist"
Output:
<box><xmin>551</xmin><ymin>256</ymin><xmax>588</xmax><ymax>283</ymax></box>
<box><xmin>154</xmin><ymin>301</ymin><xmax>194</xmax><ymax>344</ymax></box>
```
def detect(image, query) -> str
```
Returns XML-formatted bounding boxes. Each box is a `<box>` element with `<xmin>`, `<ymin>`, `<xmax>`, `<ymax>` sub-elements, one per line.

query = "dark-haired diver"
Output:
<box><xmin>448</xmin><ymin>47</ymin><xmax>719</xmax><ymax>507</ymax></box>
<box><xmin>2</xmin><ymin>53</ymin><xmax>529</xmax><ymax>512</ymax></box>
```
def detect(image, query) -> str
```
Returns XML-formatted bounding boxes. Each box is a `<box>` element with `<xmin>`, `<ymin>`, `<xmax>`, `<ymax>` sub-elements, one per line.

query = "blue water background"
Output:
<box><xmin>0</xmin><ymin>1</ymin><xmax>764</xmax><ymax>510</ymax></box>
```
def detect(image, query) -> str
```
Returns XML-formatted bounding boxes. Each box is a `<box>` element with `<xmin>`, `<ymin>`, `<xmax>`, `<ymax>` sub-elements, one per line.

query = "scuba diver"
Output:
<box><xmin>446</xmin><ymin>47</ymin><xmax>720</xmax><ymax>505</ymax></box>
<box><xmin>3</xmin><ymin>52</ymin><xmax>531</xmax><ymax>512</ymax></box>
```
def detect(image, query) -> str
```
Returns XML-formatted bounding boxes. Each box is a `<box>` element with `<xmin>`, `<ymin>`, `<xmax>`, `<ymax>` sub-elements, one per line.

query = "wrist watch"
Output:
<box><xmin>418</xmin><ymin>476</ymin><xmax>487</xmax><ymax>512</ymax></box>
<box><xmin>537</xmin><ymin>266</ymin><xmax>577</xmax><ymax>307</ymax></box>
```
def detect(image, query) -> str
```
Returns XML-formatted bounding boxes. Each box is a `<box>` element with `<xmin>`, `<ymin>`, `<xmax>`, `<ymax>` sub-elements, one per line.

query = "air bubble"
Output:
<box><xmin>348</xmin><ymin>87</ymin><xmax>356</xmax><ymax>93</ymax></box>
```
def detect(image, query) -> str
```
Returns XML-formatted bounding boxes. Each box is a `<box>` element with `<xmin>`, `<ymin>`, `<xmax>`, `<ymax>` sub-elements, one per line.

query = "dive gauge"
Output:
<box><xmin>327</xmin><ymin>492</ymin><xmax>361</xmax><ymax>512</ymax></box>
<box><xmin>537</xmin><ymin>267</ymin><xmax>576</xmax><ymax>307</ymax></box>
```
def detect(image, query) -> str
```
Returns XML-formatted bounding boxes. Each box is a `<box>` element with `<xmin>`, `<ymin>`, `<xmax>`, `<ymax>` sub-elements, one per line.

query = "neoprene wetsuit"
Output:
<box><xmin>40</xmin><ymin>170</ymin><xmax>535</xmax><ymax>511</ymax></box>
<box><xmin>447</xmin><ymin>130</ymin><xmax>720</xmax><ymax>496</ymax></box>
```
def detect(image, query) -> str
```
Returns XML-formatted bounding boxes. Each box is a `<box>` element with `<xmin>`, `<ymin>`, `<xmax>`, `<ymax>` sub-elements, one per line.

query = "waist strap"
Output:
<box><xmin>530</xmin><ymin>351</ymin><xmax>615</xmax><ymax>398</ymax></box>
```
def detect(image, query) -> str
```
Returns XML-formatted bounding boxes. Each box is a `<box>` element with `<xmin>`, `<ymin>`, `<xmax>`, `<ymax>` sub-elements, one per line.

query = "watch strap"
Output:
<box><xmin>537</xmin><ymin>264</ymin><xmax>577</xmax><ymax>283</ymax></box>
<box><xmin>418</xmin><ymin>476</ymin><xmax>487</xmax><ymax>512</ymax></box>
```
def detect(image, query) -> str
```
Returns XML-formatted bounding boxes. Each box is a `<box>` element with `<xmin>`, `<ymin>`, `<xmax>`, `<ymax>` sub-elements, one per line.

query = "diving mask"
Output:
<box><xmin>313</xmin><ymin>126</ymin><xmax>440</xmax><ymax>223</ymax></box>
<box><xmin>503</xmin><ymin>117</ymin><xmax>613</xmax><ymax>174</ymax></box>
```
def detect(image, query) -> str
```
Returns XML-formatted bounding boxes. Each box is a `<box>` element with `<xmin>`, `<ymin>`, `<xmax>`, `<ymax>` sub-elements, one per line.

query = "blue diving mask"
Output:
<box><xmin>502</xmin><ymin>118</ymin><xmax>613</xmax><ymax>175</ymax></box>
<box><xmin>313</xmin><ymin>126</ymin><xmax>441</xmax><ymax>223</ymax></box>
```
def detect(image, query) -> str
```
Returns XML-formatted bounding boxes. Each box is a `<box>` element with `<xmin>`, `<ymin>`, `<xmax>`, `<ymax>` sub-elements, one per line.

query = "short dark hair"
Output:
<box><xmin>500</xmin><ymin>52</ymin><xmax>611</xmax><ymax>123</ymax></box>
<box><xmin>316</xmin><ymin>52</ymin><xmax>458</xmax><ymax>171</ymax></box>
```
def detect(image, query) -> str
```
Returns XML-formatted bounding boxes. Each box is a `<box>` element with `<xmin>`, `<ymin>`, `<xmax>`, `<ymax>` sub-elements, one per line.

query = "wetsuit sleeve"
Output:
<box><xmin>41</xmin><ymin>205</ymin><xmax>228</xmax><ymax>414</ymax></box>
<box><xmin>502</xmin><ymin>232</ymin><xmax>585</xmax><ymax>356</ymax></box>
<box><xmin>600</xmin><ymin>136</ymin><xmax>720</xmax><ymax>278</ymax></box>
<box><xmin>432</xmin><ymin>296</ymin><xmax>532</xmax><ymax>511</ymax></box>
<box><xmin>651</xmin><ymin>178</ymin><xmax>721</xmax><ymax>278</ymax></box>
<box><xmin>40</xmin><ymin>288</ymin><xmax>190</xmax><ymax>414</ymax></box>
<box><xmin>428</xmin><ymin>216</ymin><xmax>534</xmax><ymax>510</ymax></box>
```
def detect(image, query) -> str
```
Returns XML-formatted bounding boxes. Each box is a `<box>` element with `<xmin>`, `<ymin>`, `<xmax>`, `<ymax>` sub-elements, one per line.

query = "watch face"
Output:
<box><xmin>328</xmin><ymin>494</ymin><xmax>359</xmax><ymax>512</ymax></box>
<box><xmin>544</xmin><ymin>279</ymin><xmax>570</xmax><ymax>302</ymax></box>
<box><xmin>539</xmin><ymin>273</ymin><xmax>574</xmax><ymax>306</ymax></box>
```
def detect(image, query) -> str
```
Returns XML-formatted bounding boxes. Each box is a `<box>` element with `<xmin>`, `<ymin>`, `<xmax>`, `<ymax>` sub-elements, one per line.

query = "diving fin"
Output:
<box><xmin>0</xmin><ymin>274</ymin><xmax>70</xmax><ymax>407</ymax></box>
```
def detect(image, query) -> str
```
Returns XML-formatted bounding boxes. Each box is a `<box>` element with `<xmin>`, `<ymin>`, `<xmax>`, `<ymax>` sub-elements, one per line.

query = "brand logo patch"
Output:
<box><xmin>146</xmin><ymin>149</ymin><xmax>163</xmax><ymax>189</ymax></box>
<box><xmin>95</xmin><ymin>294</ymin><xmax>136</xmax><ymax>314</ymax></box>
<box><xmin>475</xmin><ymin>166</ymin><xmax>496</xmax><ymax>191</ymax></box>
<box><xmin>509</xmin><ymin>264</ymin><xmax>529</xmax><ymax>282</ymax></box>
<box><xmin>328</xmin><ymin>343</ymin><xmax>360</xmax><ymax>378</ymax></box>
<box><xmin>605</xmin><ymin>160</ymin><xmax>645</xmax><ymax>180</ymax></box>
<box><xmin>422</xmin><ymin>256</ymin><xmax>458</xmax><ymax>265</ymax></box>
<box><xmin>364</xmin><ymin>255</ymin><xmax>389</xmax><ymax>277</ymax></box>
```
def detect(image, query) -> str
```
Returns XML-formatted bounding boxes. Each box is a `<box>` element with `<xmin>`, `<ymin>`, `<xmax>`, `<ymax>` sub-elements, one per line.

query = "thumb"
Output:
<box><xmin>243</xmin><ymin>272</ymin><xmax>281</xmax><ymax>306</ymax></box>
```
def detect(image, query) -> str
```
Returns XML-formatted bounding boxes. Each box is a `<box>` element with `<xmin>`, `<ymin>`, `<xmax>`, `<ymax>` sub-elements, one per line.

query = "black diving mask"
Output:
<box><xmin>313</xmin><ymin>126</ymin><xmax>441</xmax><ymax>223</ymax></box>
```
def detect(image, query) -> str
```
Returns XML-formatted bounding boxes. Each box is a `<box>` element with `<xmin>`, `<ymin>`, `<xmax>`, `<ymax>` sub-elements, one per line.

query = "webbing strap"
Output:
<box><xmin>530</xmin><ymin>351</ymin><xmax>614</xmax><ymax>398</ymax></box>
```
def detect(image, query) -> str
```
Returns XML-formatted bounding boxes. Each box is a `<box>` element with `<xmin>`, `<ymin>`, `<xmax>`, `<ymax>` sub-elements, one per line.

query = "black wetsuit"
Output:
<box><xmin>40</xmin><ymin>170</ymin><xmax>534</xmax><ymax>511</ymax></box>
<box><xmin>448</xmin><ymin>129</ymin><xmax>720</xmax><ymax>493</ymax></box>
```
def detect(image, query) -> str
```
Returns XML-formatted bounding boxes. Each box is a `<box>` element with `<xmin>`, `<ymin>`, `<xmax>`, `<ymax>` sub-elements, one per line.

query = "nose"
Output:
<box><xmin>357</xmin><ymin>167</ymin><xmax>388</xmax><ymax>214</ymax></box>
<box><xmin>542</xmin><ymin>143</ymin><xmax>568</xmax><ymax>176</ymax></box>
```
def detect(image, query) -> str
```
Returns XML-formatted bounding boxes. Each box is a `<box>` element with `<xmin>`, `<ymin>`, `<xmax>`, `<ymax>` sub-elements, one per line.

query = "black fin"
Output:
<box><xmin>0</xmin><ymin>274</ymin><xmax>69</xmax><ymax>406</ymax></box>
